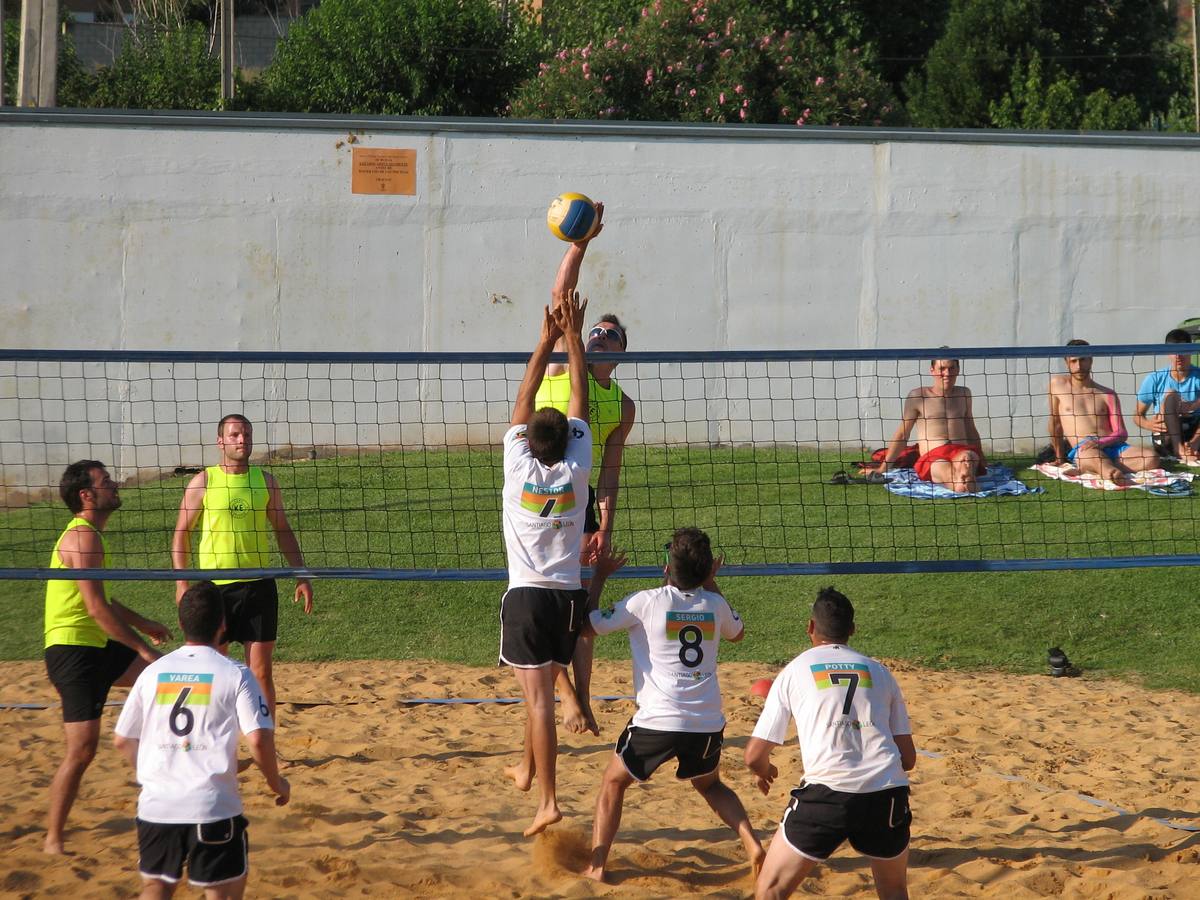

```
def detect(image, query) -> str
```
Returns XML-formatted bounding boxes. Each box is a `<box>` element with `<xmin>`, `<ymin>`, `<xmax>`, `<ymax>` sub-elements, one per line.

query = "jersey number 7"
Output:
<box><xmin>829</xmin><ymin>672</ymin><xmax>859</xmax><ymax>716</ymax></box>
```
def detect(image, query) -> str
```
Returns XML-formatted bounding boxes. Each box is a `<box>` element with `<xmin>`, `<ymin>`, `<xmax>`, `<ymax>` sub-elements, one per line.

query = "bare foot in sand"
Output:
<box><xmin>504</xmin><ymin>764</ymin><xmax>532</xmax><ymax>792</ymax></box>
<box><xmin>43</xmin><ymin>836</ymin><xmax>65</xmax><ymax>855</ymax></box>
<box><xmin>582</xmin><ymin>864</ymin><xmax>608</xmax><ymax>882</ymax></box>
<box><xmin>523</xmin><ymin>804</ymin><xmax>562</xmax><ymax>837</ymax></box>
<box><xmin>559</xmin><ymin>689</ymin><xmax>592</xmax><ymax>735</ymax></box>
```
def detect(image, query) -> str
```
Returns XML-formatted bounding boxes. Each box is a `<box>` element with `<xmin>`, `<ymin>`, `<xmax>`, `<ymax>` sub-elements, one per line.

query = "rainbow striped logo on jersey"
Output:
<box><xmin>665</xmin><ymin>611</ymin><xmax>715</xmax><ymax>639</ymax></box>
<box><xmin>520</xmin><ymin>482</ymin><xmax>576</xmax><ymax>516</ymax></box>
<box><xmin>155</xmin><ymin>673</ymin><xmax>213</xmax><ymax>706</ymax></box>
<box><xmin>810</xmin><ymin>662</ymin><xmax>872</xmax><ymax>689</ymax></box>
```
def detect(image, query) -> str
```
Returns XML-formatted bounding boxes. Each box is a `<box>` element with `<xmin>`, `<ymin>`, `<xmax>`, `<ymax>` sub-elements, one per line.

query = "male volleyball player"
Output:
<box><xmin>115</xmin><ymin>581</ymin><xmax>290</xmax><ymax>898</ymax></box>
<box><xmin>501</xmin><ymin>291</ymin><xmax>591</xmax><ymax>837</ymax></box>
<box><xmin>43</xmin><ymin>460</ymin><xmax>172</xmax><ymax>855</ymax></box>
<box><xmin>581</xmin><ymin>530</ymin><xmax>764</xmax><ymax>883</ymax></box>
<box><xmin>870</xmin><ymin>357</ymin><xmax>985</xmax><ymax>493</ymax></box>
<box><xmin>1050</xmin><ymin>339</ymin><xmax>1159</xmax><ymax>482</ymax></box>
<box><xmin>172</xmin><ymin>415</ymin><xmax>312</xmax><ymax>722</ymax></box>
<box><xmin>745</xmin><ymin>587</ymin><xmax>916</xmax><ymax>900</ymax></box>
<box><xmin>537</xmin><ymin>199</ymin><xmax>637</xmax><ymax>735</ymax></box>
<box><xmin>1132</xmin><ymin>328</ymin><xmax>1200</xmax><ymax>465</ymax></box>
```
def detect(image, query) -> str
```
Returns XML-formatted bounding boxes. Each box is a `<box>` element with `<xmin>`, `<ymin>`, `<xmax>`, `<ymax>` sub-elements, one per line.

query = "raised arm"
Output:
<box><xmin>547</xmin><ymin>202</ymin><xmax>604</xmax><ymax>376</ymax></box>
<box><xmin>172</xmin><ymin>470</ymin><xmax>207</xmax><ymax>603</ymax></box>
<box><xmin>554</xmin><ymin>291</ymin><xmax>590</xmax><ymax>423</ymax></box>
<box><xmin>265</xmin><ymin>473</ymin><xmax>313</xmax><ymax>614</ymax></box>
<box><xmin>512</xmin><ymin>305</ymin><xmax>564</xmax><ymax>427</ymax></box>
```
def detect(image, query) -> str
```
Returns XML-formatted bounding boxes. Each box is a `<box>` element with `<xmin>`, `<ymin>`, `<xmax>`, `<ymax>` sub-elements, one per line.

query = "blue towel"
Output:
<box><xmin>884</xmin><ymin>465</ymin><xmax>1043</xmax><ymax>499</ymax></box>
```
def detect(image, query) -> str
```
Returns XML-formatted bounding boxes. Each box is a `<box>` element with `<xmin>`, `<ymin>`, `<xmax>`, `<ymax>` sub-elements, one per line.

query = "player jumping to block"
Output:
<box><xmin>745</xmin><ymin>587</ymin><xmax>916</xmax><ymax>900</ymax></box>
<box><xmin>172</xmin><ymin>415</ymin><xmax>313</xmax><ymax>723</ymax></box>
<box><xmin>870</xmin><ymin>356</ymin><xmax>985</xmax><ymax>493</ymax></box>
<box><xmin>582</xmin><ymin>529</ymin><xmax>764</xmax><ymax>882</ymax></box>
<box><xmin>501</xmin><ymin>291</ymin><xmax>591</xmax><ymax>837</ymax></box>
<box><xmin>537</xmin><ymin>199</ymin><xmax>636</xmax><ymax>736</ymax></box>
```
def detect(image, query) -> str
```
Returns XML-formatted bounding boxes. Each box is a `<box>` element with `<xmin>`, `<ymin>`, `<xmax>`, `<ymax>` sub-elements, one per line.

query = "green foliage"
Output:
<box><xmin>906</xmin><ymin>0</ymin><xmax>1184</xmax><ymax>130</ymax></box>
<box><xmin>510</xmin><ymin>0</ymin><xmax>900</xmax><ymax>126</ymax></box>
<box><xmin>539</xmin><ymin>0</ymin><xmax>644</xmax><ymax>49</ymax></box>
<box><xmin>2</xmin><ymin>13</ymin><xmax>95</xmax><ymax>107</ymax></box>
<box><xmin>988</xmin><ymin>51</ymin><xmax>1140</xmax><ymax>131</ymax></box>
<box><xmin>90</xmin><ymin>23</ymin><xmax>220</xmax><ymax>110</ymax></box>
<box><xmin>254</xmin><ymin>0</ymin><xmax>541</xmax><ymax>115</ymax></box>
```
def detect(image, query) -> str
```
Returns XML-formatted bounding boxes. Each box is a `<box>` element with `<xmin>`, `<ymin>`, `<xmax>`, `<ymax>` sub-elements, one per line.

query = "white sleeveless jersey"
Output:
<box><xmin>591</xmin><ymin>584</ymin><xmax>743</xmax><ymax>732</ymax></box>
<box><xmin>752</xmin><ymin>643</ymin><xmax>910</xmax><ymax>793</ymax></box>
<box><xmin>502</xmin><ymin>420</ymin><xmax>592</xmax><ymax>589</ymax></box>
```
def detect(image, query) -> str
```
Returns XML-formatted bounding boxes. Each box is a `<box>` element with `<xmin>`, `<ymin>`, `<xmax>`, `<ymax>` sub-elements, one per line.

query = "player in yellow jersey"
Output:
<box><xmin>43</xmin><ymin>460</ymin><xmax>172</xmax><ymax>854</ymax></box>
<box><xmin>172</xmin><ymin>415</ymin><xmax>312</xmax><ymax>722</ymax></box>
<box><xmin>537</xmin><ymin>200</ymin><xmax>636</xmax><ymax>736</ymax></box>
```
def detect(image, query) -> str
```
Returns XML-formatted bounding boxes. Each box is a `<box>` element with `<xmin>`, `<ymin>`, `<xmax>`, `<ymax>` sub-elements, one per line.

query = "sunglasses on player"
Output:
<box><xmin>589</xmin><ymin>326</ymin><xmax>625</xmax><ymax>346</ymax></box>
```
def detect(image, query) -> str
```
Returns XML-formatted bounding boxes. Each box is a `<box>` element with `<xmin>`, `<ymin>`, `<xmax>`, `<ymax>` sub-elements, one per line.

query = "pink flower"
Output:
<box><xmin>667</xmin><ymin>65</ymin><xmax>673</xmax><ymax>73</ymax></box>
<box><xmin>582</xmin><ymin>63</ymin><xmax>591</xmax><ymax>77</ymax></box>
<box><xmin>795</xmin><ymin>118</ymin><xmax>805</xmax><ymax>126</ymax></box>
<box><xmin>742</xmin><ymin>98</ymin><xmax>749</xmax><ymax>107</ymax></box>
<box><xmin>734</xmin><ymin>84</ymin><xmax>744</xmax><ymax>94</ymax></box>
<box><xmin>781</xmin><ymin>106</ymin><xmax>790</xmax><ymax>116</ymax></box>
<box><xmin>719</xmin><ymin>92</ymin><xmax>726</xmax><ymax>103</ymax></box>
<box><xmin>689</xmin><ymin>88</ymin><xmax>697</xmax><ymax>96</ymax></box>
<box><xmin>739</xmin><ymin>108</ymin><xmax>747</xmax><ymax>120</ymax></box>
<box><xmin>803</xmin><ymin>108</ymin><xmax>811</xmax><ymax>117</ymax></box>
<box><xmin>815</xmin><ymin>76</ymin><xmax>825</xmax><ymax>86</ymax></box>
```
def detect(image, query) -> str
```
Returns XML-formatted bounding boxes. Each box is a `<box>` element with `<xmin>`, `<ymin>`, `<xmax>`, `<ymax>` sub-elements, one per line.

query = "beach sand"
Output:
<box><xmin>2</xmin><ymin>659</ymin><xmax>1199</xmax><ymax>898</ymax></box>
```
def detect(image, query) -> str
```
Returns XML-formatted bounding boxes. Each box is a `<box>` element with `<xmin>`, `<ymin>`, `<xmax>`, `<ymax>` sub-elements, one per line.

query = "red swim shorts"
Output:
<box><xmin>913</xmin><ymin>443</ymin><xmax>986</xmax><ymax>482</ymax></box>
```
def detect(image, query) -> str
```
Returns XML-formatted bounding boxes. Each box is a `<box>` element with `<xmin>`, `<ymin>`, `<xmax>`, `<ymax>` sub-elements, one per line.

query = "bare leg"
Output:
<box><xmin>1073</xmin><ymin>445</ymin><xmax>1126</xmax><ymax>483</ymax></box>
<box><xmin>504</xmin><ymin>716</ymin><xmax>535</xmax><ymax>792</ymax></box>
<box><xmin>1160</xmin><ymin>392</ymin><xmax>1189</xmax><ymax>459</ymax></box>
<box><xmin>512</xmin><ymin>664</ymin><xmax>563</xmax><ymax>837</ymax></box>
<box><xmin>691</xmin><ymin>771</ymin><xmax>765</xmax><ymax>875</ymax></box>
<box><xmin>583</xmin><ymin>754</ymin><xmax>634</xmax><ymax>881</ymax></box>
<box><xmin>569</xmin><ymin>631</ymin><xmax>598</xmax><ymax>735</ymax></box>
<box><xmin>245</xmin><ymin>640</ymin><xmax>277</xmax><ymax>723</ymax></box>
<box><xmin>139</xmin><ymin>878</ymin><xmax>176</xmax><ymax>899</ymax></box>
<box><xmin>755</xmin><ymin>825</ymin><xmax>819</xmax><ymax>900</ymax></box>
<box><xmin>869</xmin><ymin>849</ymin><xmax>910</xmax><ymax>900</ymax></box>
<box><xmin>1118</xmin><ymin>444</ymin><xmax>1161</xmax><ymax>474</ymax></box>
<box><xmin>927</xmin><ymin>449</ymin><xmax>980</xmax><ymax>493</ymax></box>
<box><xmin>205</xmin><ymin>875</ymin><xmax>248</xmax><ymax>900</ymax></box>
<box><xmin>556</xmin><ymin>668</ymin><xmax>590</xmax><ymax>735</ymax></box>
<box><xmin>45</xmin><ymin>719</ymin><xmax>101</xmax><ymax>854</ymax></box>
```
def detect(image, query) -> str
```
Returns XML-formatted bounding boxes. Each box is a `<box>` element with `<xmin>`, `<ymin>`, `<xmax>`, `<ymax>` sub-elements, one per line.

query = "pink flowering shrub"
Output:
<box><xmin>509</xmin><ymin>0</ymin><xmax>900</xmax><ymax>125</ymax></box>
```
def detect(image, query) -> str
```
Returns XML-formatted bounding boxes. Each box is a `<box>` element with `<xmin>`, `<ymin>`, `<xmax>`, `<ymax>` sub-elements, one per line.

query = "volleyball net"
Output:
<box><xmin>2</xmin><ymin>344</ymin><xmax>1197</xmax><ymax>582</ymax></box>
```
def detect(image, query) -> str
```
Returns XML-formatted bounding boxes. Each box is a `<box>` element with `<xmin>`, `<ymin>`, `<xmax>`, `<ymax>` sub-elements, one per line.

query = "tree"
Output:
<box><xmin>906</xmin><ymin>0</ymin><xmax>1185</xmax><ymax>129</ymax></box>
<box><xmin>3</xmin><ymin>11</ymin><xmax>95</xmax><ymax>106</ymax></box>
<box><xmin>988</xmin><ymin>51</ymin><xmax>1140</xmax><ymax>131</ymax></box>
<box><xmin>90</xmin><ymin>23</ymin><xmax>220</xmax><ymax>109</ymax></box>
<box><xmin>254</xmin><ymin>0</ymin><xmax>541</xmax><ymax>115</ymax></box>
<box><xmin>509</xmin><ymin>0</ymin><xmax>901</xmax><ymax>126</ymax></box>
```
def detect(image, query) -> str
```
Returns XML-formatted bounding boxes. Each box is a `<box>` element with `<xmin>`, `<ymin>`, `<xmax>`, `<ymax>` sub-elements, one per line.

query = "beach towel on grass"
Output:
<box><xmin>884</xmin><ymin>465</ymin><xmax>1042</xmax><ymax>499</ymax></box>
<box><xmin>1031</xmin><ymin>463</ymin><xmax>1194</xmax><ymax>496</ymax></box>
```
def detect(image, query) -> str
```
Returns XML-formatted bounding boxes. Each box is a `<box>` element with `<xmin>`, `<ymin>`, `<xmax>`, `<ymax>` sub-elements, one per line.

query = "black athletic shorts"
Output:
<box><xmin>217</xmin><ymin>579</ymin><xmax>279</xmax><ymax>644</ymax></box>
<box><xmin>45</xmin><ymin>640</ymin><xmax>138</xmax><ymax>723</ymax></box>
<box><xmin>615</xmin><ymin>720</ymin><xmax>724</xmax><ymax>781</ymax></box>
<box><xmin>779</xmin><ymin>782</ymin><xmax>911</xmax><ymax>861</ymax></box>
<box><xmin>1152</xmin><ymin>417</ymin><xmax>1200</xmax><ymax>455</ymax></box>
<box><xmin>499</xmin><ymin>586</ymin><xmax>587</xmax><ymax>668</ymax></box>
<box><xmin>584</xmin><ymin>485</ymin><xmax>598</xmax><ymax>534</ymax></box>
<box><xmin>137</xmin><ymin>816</ymin><xmax>249</xmax><ymax>887</ymax></box>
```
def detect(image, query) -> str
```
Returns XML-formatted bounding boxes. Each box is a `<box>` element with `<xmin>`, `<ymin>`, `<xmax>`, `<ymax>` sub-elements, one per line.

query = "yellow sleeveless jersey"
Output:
<box><xmin>198</xmin><ymin>466</ymin><xmax>272</xmax><ymax>584</ymax></box>
<box><xmin>535</xmin><ymin>371</ymin><xmax>624</xmax><ymax>467</ymax></box>
<box><xmin>45</xmin><ymin>517</ymin><xmax>108</xmax><ymax>648</ymax></box>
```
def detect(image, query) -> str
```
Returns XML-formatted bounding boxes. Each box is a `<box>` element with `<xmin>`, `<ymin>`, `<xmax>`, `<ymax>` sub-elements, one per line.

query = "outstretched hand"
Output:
<box><xmin>590</xmin><ymin>544</ymin><xmax>628</xmax><ymax>580</ymax></box>
<box><xmin>294</xmin><ymin>579</ymin><xmax>314</xmax><ymax>615</ymax></box>
<box><xmin>540</xmin><ymin>303</ymin><xmax>564</xmax><ymax>346</ymax></box>
<box><xmin>552</xmin><ymin>290</ymin><xmax>589</xmax><ymax>339</ymax></box>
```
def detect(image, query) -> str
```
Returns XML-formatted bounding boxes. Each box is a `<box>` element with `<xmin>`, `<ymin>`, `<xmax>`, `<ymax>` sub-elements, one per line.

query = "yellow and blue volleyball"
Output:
<box><xmin>546</xmin><ymin>192</ymin><xmax>600</xmax><ymax>243</ymax></box>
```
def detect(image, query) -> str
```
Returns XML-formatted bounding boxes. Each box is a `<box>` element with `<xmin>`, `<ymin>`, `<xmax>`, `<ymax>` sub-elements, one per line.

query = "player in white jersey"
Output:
<box><xmin>582</xmin><ymin>528</ymin><xmax>764</xmax><ymax>882</ymax></box>
<box><xmin>114</xmin><ymin>581</ymin><xmax>290</xmax><ymax>899</ymax></box>
<box><xmin>500</xmin><ymin>291</ymin><xmax>591</xmax><ymax>837</ymax></box>
<box><xmin>745</xmin><ymin>587</ymin><xmax>916</xmax><ymax>900</ymax></box>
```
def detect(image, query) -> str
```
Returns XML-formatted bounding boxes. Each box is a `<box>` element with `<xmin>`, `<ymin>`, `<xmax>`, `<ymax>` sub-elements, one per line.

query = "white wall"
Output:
<box><xmin>2</xmin><ymin>113</ymin><xmax>1198</xmax><ymax>493</ymax></box>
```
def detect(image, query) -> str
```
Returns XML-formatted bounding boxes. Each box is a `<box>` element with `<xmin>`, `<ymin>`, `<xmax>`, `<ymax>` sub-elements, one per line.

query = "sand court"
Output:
<box><xmin>2</xmin><ymin>658</ymin><xmax>1199</xmax><ymax>898</ymax></box>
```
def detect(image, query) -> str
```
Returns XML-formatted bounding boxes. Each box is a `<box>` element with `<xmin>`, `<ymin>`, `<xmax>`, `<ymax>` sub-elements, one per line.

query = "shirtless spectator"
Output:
<box><xmin>1049</xmin><ymin>339</ymin><xmax>1159</xmax><ymax>483</ymax></box>
<box><xmin>871</xmin><ymin>357</ymin><xmax>985</xmax><ymax>493</ymax></box>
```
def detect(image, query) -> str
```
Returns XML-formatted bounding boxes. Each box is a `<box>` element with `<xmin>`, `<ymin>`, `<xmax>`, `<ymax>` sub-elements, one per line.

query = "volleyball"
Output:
<box><xmin>546</xmin><ymin>192</ymin><xmax>600</xmax><ymax>243</ymax></box>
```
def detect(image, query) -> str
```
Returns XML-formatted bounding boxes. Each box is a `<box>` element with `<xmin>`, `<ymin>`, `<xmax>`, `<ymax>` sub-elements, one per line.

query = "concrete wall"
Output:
<box><xmin>1</xmin><ymin>113</ymin><xmax>1198</xmax><ymax>493</ymax></box>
